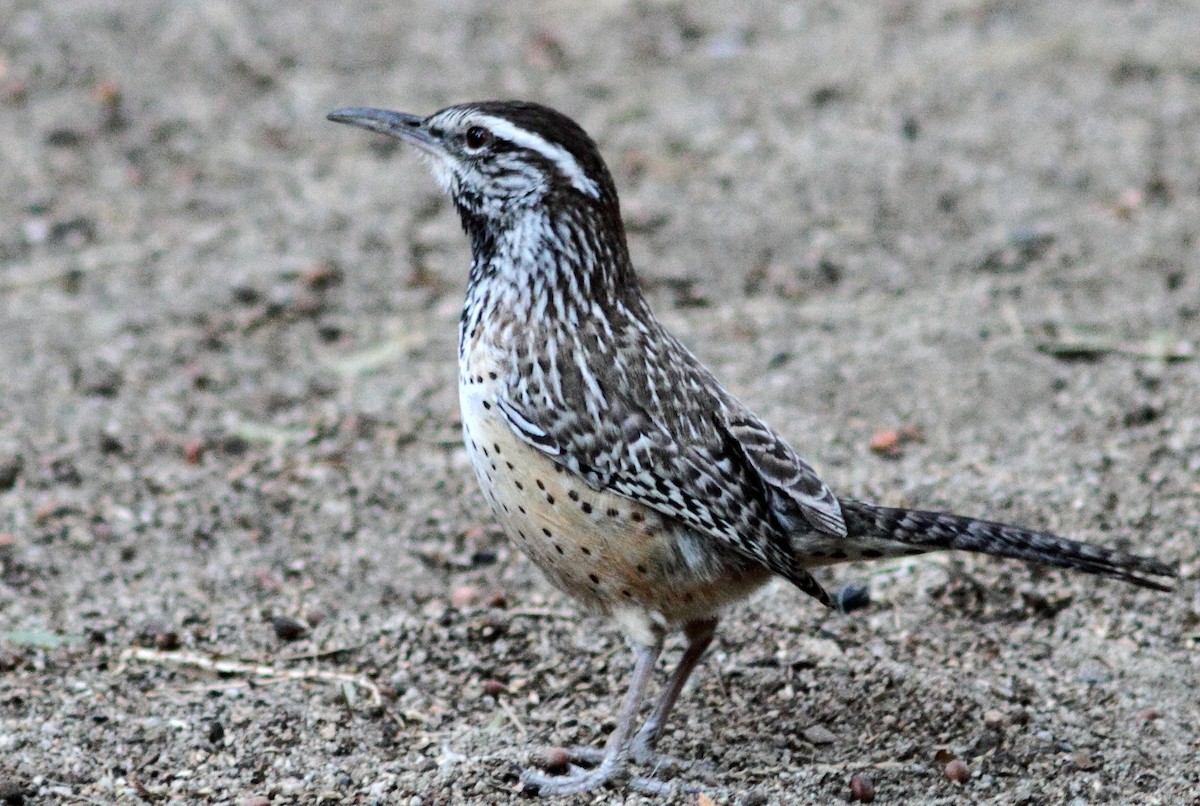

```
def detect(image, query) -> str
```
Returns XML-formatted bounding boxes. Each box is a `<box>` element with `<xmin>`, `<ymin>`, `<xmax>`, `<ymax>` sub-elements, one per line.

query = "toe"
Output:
<box><xmin>521</xmin><ymin>765</ymin><xmax>615</xmax><ymax>796</ymax></box>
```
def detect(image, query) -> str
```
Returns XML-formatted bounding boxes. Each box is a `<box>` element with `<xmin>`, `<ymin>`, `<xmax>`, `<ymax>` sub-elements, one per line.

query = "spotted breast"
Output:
<box><xmin>458</xmin><ymin>345</ymin><xmax>770</xmax><ymax>633</ymax></box>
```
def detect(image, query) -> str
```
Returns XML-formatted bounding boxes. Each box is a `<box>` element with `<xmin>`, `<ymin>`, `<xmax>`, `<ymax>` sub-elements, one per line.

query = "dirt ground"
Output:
<box><xmin>1</xmin><ymin>1</ymin><xmax>1198</xmax><ymax>803</ymax></box>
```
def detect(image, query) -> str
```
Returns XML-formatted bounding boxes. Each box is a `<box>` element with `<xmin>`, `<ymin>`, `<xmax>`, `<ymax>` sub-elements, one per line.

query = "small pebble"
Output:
<box><xmin>835</xmin><ymin>583</ymin><xmax>871</xmax><ymax>612</ymax></box>
<box><xmin>153</xmin><ymin>631</ymin><xmax>180</xmax><ymax>651</ymax></box>
<box><xmin>303</xmin><ymin>606</ymin><xmax>327</xmax><ymax>627</ymax></box>
<box><xmin>1071</xmin><ymin>752</ymin><xmax>1097</xmax><ymax>771</ymax></box>
<box><xmin>0</xmin><ymin>650</ymin><xmax>21</xmax><ymax>671</ymax></box>
<box><xmin>207</xmin><ymin>721</ymin><xmax>225</xmax><ymax>744</ymax></box>
<box><xmin>735</xmin><ymin>790</ymin><xmax>769</xmax><ymax>806</ymax></box>
<box><xmin>849</xmin><ymin>772</ymin><xmax>875</xmax><ymax>802</ymax></box>
<box><xmin>802</xmin><ymin>725</ymin><xmax>837</xmax><ymax>745</ymax></box>
<box><xmin>945</xmin><ymin>759</ymin><xmax>970</xmax><ymax>783</ymax></box>
<box><xmin>95</xmin><ymin>79</ymin><xmax>127</xmax><ymax>131</ymax></box>
<box><xmin>0</xmin><ymin>780</ymin><xmax>29</xmax><ymax>805</ymax></box>
<box><xmin>301</xmin><ymin>261</ymin><xmax>344</xmax><ymax>291</ymax></box>
<box><xmin>231</xmin><ymin>285</ymin><xmax>261</xmax><ymax>305</ymax></box>
<box><xmin>869</xmin><ymin>429</ymin><xmax>901</xmax><ymax>456</ymax></box>
<box><xmin>269</xmin><ymin>615</ymin><xmax>308</xmax><ymax>642</ymax></box>
<box><xmin>73</xmin><ymin>359</ymin><xmax>122</xmax><ymax>397</ymax></box>
<box><xmin>536</xmin><ymin>748</ymin><xmax>571</xmax><ymax>774</ymax></box>
<box><xmin>450</xmin><ymin>584</ymin><xmax>482</xmax><ymax>608</ymax></box>
<box><xmin>45</xmin><ymin>128</ymin><xmax>84</xmax><ymax>147</ymax></box>
<box><xmin>481</xmin><ymin>679</ymin><xmax>508</xmax><ymax>697</ymax></box>
<box><xmin>0</xmin><ymin>452</ymin><xmax>22</xmax><ymax>490</ymax></box>
<box><xmin>183</xmin><ymin>438</ymin><xmax>205</xmax><ymax>465</ymax></box>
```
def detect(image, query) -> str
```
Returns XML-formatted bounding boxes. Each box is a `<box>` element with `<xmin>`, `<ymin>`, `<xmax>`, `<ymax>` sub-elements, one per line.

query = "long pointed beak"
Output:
<box><xmin>326</xmin><ymin>107</ymin><xmax>442</xmax><ymax>153</ymax></box>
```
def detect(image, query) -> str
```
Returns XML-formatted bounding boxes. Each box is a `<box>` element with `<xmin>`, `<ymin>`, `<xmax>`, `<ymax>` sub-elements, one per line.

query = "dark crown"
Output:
<box><xmin>466</xmin><ymin>101</ymin><xmax>611</xmax><ymax>192</ymax></box>
<box><xmin>429</xmin><ymin>101</ymin><xmax>620</xmax><ymax>213</ymax></box>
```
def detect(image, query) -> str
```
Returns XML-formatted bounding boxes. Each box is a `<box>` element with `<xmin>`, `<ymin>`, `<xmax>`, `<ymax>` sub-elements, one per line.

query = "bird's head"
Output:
<box><xmin>328</xmin><ymin>100</ymin><xmax>620</xmax><ymax>227</ymax></box>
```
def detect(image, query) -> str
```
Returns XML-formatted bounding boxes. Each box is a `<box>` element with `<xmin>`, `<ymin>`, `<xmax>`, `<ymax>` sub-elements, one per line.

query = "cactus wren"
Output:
<box><xmin>327</xmin><ymin>101</ymin><xmax>1176</xmax><ymax>795</ymax></box>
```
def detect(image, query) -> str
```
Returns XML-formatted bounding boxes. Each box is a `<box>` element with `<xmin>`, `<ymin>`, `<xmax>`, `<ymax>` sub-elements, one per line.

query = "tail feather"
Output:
<box><xmin>837</xmin><ymin>498</ymin><xmax>1177</xmax><ymax>592</ymax></box>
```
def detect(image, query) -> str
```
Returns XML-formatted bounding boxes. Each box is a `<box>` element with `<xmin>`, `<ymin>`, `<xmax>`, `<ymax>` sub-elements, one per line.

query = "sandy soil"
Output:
<box><xmin>1</xmin><ymin>1</ymin><xmax>1198</xmax><ymax>803</ymax></box>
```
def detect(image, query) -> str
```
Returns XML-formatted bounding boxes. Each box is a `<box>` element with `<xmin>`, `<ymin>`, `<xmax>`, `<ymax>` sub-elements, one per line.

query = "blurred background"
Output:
<box><xmin>0</xmin><ymin>1</ymin><xmax>1197</xmax><ymax>802</ymax></box>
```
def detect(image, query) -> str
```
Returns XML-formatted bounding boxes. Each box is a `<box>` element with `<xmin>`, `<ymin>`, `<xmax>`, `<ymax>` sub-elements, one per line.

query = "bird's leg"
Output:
<box><xmin>629</xmin><ymin>617</ymin><xmax>716</xmax><ymax>764</ymax></box>
<box><xmin>565</xmin><ymin>618</ymin><xmax>717</xmax><ymax>774</ymax></box>
<box><xmin>523</xmin><ymin>634</ymin><xmax>663</xmax><ymax>796</ymax></box>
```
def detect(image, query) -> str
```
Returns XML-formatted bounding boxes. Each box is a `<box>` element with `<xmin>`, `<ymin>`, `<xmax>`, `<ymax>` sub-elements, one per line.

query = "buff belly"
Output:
<box><xmin>458</xmin><ymin>368</ymin><xmax>770</xmax><ymax>628</ymax></box>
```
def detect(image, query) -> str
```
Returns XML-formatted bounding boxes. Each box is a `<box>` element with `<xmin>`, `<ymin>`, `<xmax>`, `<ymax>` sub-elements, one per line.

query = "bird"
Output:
<box><xmin>326</xmin><ymin>100</ymin><xmax>1176</xmax><ymax>796</ymax></box>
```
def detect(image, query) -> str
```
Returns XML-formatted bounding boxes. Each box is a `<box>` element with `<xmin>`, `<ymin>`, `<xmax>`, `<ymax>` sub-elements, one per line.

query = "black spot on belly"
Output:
<box><xmin>636</xmin><ymin>564</ymin><xmax>648</xmax><ymax>575</ymax></box>
<box><xmin>829</xmin><ymin>550</ymin><xmax>848</xmax><ymax>560</ymax></box>
<box><xmin>482</xmin><ymin>401</ymin><xmax>492</xmax><ymax>410</ymax></box>
<box><xmin>630</xmin><ymin>512</ymin><xmax>645</xmax><ymax>523</ymax></box>
<box><xmin>514</xmin><ymin>480</ymin><xmax>523</xmax><ymax>490</ymax></box>
<box><xmin>580</xmin><ymin>546</ymin><xmax>591</xmax><ymax>556</ymax></box>
<box><xmin>861</xmin><ymin>549</ymin><xmax>884</xmax><ymax>558</ymax></box>
<box><xmin>580</xmin><ymin>502</ymin><xmax>593</xmax><ymax>514</ymax></box>
<box><xmin>536</xmin><ymin>479</ymin><xmax>545</xmax><ymax>490</ymax></box>
<box><xmin>621</xmin><ymin>589</ymin><xmax>633</xmax><ymax>598</ymax></box>
<box><xmin>546</xmin><ymin>494</ymin><xmax>555</xmax><ymax>505</ymax></box>
<box><xmin>493</xmin><ymin>443</ymin><xmax>501</xmax><ymax>454</ymax></box>
<box><xmin>607</xmin><ymin>508</ymin><xmax>619</xmax><ymax>518</ymax></box>
<box><xmin>568</xmin><ymin>490</ymin><xmax>579</xmax><ymax>501</ymax></box>
<box><xmin>506</xmin><ymin>461</ymin><xmax>515</xmax><ymax>470</ymax></box>
<box><xmin>518</xmin><ymin>506</ymin><xmax>526</xmax><ymax>515</ymax></box>
<box><xmin>554</xmin><ymin>543</ymin><xmax>564</xmax><ymax>554</ymax></box>
<box><xmin>542</xmin><ymin>527</ymin><xmax>552</xmax><ymax>537</ymax></box>
<box><xmin>588</xmin><ymin>573</ymin><xmax>600</xmax><ymax>585</ymax></box>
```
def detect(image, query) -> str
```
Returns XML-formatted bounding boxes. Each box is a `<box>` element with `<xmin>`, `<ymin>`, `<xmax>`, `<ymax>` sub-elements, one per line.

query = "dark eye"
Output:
<box><xmin>464</xmin><ymin>126</ymin><xmax>492</xmax><ymax>150</ymax></box>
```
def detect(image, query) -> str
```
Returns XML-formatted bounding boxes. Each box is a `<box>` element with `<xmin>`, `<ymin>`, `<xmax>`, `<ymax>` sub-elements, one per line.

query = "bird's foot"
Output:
<box><xmin>568</xmin><ymin>742</ymin><xmax>700</xmax><ymax>775</ymax></box>
<box><xmin>521</xmin><ymin>763</ymin><xmax>690</xmax><ymax>797</ymax></box>
<box><xmin>521</xmin><ymin>762</ymin><xmax>623</xmax><ymax>797</ymax></box>
<box><xmin>522</xmin><ymin>745</ymin><xmax>703</xmax><ymax>796</ymax></box>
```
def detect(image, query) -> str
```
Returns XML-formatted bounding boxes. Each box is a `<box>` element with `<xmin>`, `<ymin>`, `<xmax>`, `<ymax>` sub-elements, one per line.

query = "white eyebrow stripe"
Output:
<box><xmin>472</xmin><ymin>114</ymin><xmax>601</xmax><ymax>199</ymax></box>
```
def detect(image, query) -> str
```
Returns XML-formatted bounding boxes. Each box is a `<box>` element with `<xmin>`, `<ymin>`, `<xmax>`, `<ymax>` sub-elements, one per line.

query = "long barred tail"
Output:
<box><xmin>838</xmin><ymin>498</ymin><xmax>1177</xmax><ymax>592</ymax></box>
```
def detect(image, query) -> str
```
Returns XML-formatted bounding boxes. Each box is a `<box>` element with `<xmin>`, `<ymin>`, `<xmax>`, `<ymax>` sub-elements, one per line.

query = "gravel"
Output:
<box><xmin>1</xmin><ymin>1</ymin><xmax>1197</xmax><ymax>803</ymax></box>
